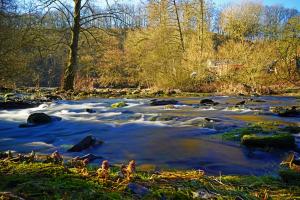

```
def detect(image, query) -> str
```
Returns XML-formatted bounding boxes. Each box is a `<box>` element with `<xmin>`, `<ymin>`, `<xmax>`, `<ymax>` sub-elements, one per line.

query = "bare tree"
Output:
<box><xmin>173</xmin><ymin>0</ymin><xmax>184</xmax><ymax>51</ymax></box>
<box><xmin>39</xmin><ymin>0</ymin><xmax>128</xmax><ymax>90</ymax></box>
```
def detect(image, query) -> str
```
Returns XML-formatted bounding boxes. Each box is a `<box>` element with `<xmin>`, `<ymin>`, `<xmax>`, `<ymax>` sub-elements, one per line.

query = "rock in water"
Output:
<box><xmin>68</xmin><ymin>135</ymin><xmax>103</xmax><ymax>152</ymax></box>
<box><xmin>27</xmin><ymin>113</ymin><xmax>52</xmax><ymax>125</ymax></box>
<box><xmin>111</xmin><ymin>102</ymin><xmax>128</xmax><ymax>108</ymax></box>
<box><xmin>241</xmin><ymin>134</ymin><xmax>295</xmax><ymax>148</ymax></box>
<box><xmin>0</xmin><ymin>101</ymin><xmax>39</xmax><ymax>109</ymax></box>
<box><xmin>127</xmin><ymin>183</ymin><xmax>150</xmax><ymax>197</ymax></box>
<box><xmin>200</xmin><ymin>99</ymin><xmax>219</xmax><ymax>106</ymax></box>
<box><xmin>79</xmin><ymin>153</ymin><xmax>103</xmax><ymax>161</ymax></box>
<box><xmin>150</xmin><ymin>99</ymin><xmax>178</xmax><ymax>106</ymax></box>
<box><xmin>270</xmin><ymin>106</ymin><xmax>300</xmax><ymax>117</ymax></box>
<box><xmin>235</xmin><ymin>100</ymin><xmax>246</xmax><ymax>106</ymax></box>
<box><xmin>86</xmin><ymin>108</ymin><xmax>96</xmax><ymax>113</ymax></box>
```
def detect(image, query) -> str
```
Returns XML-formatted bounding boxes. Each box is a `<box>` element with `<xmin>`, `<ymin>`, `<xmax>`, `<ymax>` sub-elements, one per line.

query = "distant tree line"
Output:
<box><xmin>0</xmin><ymin>0</ymin><xmax>299</xmax><ymax>94</ymax></box>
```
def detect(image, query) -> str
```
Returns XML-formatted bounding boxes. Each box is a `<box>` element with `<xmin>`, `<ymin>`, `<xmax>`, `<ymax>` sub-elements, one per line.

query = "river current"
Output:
<box><xmin>0</xmin><ymin>96</ymin><xmax>299</xmax><ymax>175</ymax></box>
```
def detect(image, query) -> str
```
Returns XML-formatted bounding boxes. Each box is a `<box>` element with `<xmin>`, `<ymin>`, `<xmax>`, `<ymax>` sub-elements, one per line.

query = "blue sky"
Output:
<box><xmin>114</xmin><ymin>0</ymin><xmax>300</xmax><ymax>10</ymax></box>
<box><xmin>214</xmin><ymin>0</ymin><xmax>300</xmax><ymax>9</ymax></box>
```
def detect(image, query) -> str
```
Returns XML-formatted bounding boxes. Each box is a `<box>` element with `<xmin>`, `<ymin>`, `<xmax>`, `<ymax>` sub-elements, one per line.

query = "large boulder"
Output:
<box><xmin>150</xmin><ymin>99</ymin><xmax>178</xmax><ymax>106</ymax></box>
<box><xmin>27</xmin><ymin>113</ymin><xmax>52</xmax><ymax>125</ymax></box>
<box><xmin>19</xmin><ymin>113</ymin><xmax>61</xmax><ymax>128</ymax></box>
<box><xmin>68</xmin><ymin>135</ymin><xmax>103</xmax><ymax>152</ymax></box>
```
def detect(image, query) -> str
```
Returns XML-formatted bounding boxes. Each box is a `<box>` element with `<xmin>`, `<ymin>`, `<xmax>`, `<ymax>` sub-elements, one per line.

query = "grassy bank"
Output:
<box><xmin>0</xmin><ymin>160</ymin><xmax>299</xmax><ymax>200</ymax></box>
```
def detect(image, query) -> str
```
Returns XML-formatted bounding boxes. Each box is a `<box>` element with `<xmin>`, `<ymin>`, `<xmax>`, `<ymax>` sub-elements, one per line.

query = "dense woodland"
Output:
<box><xmin>0</xmin><ymin>0</ymin><xmax>299</xmax><ymax>94</ymax></box>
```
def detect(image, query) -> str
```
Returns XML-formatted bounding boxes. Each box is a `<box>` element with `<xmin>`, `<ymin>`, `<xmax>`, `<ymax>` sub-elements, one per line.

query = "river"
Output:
<box><xmin>0</xmin><ymin>96</ymin><xmax>299</xmax><ymax>175</ymax></box>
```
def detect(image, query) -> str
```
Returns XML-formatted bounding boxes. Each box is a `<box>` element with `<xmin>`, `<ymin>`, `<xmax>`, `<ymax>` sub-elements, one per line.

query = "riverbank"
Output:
<box><xmin>1</xmin><ymin>87</ymin><xmax>300</xmax><ymax>103</ymax></box>
<box><xmin>0</xmin><ymin>157</ymin><xmax>299</xmax><ymax>200</ymax></box>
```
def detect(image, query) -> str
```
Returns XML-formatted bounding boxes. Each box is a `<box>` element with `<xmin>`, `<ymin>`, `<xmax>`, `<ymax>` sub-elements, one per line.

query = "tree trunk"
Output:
<box><xmin>173</xmin><ymin>0</ymin><xmax>185</xmax><ymax>51</ymax></box>
<box><xmin>63</xmin><ymin>0</ymin><xmax>81</xmax><ymax>91</ymax></box>
<box><xmin>199</xmin><ymin>0</ymin><xmax>204</xmax><ymax>57</ymax></box>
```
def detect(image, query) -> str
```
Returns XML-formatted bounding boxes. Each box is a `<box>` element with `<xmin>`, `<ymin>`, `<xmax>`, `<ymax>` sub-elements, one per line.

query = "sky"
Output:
<box><xmin>114</xmin><ymin>0</ymin><xmax>300</xmax><ymax>10</ymax></box>
<box><xmin>213</xmin><ymin>0</ymin><xmax>300</xmax><ymax>10</ymax></box>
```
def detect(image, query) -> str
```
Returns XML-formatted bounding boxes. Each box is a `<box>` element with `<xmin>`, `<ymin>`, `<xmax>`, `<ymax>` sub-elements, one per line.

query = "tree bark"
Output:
<box><xmin>63</xmin><ymin>0</ymin><xmax>81</xmax><ymax>91</ymax></box>
<box><xmin>173</xmin><ymin>0</ymin><xmax>185</xmax><ymax>51</ymax></box>
<box><xmin>199</xmin><ymin>0</ymin><xmax>204</xmax><ymax>56</ymax></box>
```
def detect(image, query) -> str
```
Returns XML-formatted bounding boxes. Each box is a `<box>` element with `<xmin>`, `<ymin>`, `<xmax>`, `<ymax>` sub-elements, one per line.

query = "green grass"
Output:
<box><xmin>1</xmin><ymin>160</ymin><xmax>300</xmax><ymax>199</ymax></box>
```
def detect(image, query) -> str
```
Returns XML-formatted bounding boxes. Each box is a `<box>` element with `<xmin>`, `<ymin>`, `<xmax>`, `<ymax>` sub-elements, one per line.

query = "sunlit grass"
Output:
<box><xmin>1</xmin><ymin>160</ymin><xmax>299</xmax><ymax>199</ymax></box>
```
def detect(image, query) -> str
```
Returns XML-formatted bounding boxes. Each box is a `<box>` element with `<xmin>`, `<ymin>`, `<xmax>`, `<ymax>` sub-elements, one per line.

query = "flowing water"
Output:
<box><xmin>0</xmin><ymin>96</ymin><xmax>299</xmax><ymax>175</ymax></box>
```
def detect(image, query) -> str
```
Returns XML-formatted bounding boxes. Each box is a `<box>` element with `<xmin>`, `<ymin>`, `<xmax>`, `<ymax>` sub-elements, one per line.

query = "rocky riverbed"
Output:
<box><xmin>1</xmin><ymin>92</ymin><xmax>300</xmax><ymax>175</ymax></box>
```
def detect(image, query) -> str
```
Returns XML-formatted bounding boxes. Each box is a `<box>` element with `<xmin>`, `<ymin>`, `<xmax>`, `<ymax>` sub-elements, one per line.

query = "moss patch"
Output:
<box><xmin>241</xmin><ymin>134</ymin><xmax>295</xmax><ymax>148</ymax></box>
<box><xmin>222</xmin><ymin>121</ymin><xmax>298</xmax><ymax>142</ymax></box>
<box><xmin>111</xmin><ymin>101</ymin><xmax>128</xmax><ymax>108</ymax></box>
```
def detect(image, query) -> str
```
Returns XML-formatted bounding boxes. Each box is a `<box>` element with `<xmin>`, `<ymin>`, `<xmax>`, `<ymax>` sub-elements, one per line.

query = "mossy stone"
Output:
<box><xmin>241</xmin><ymin>134</ymin><xmax>295</xmax><ymax>148</ymax></box>
<box><xmin>111</xmin><ymin>102</ymin><xmax>128</xmax><ymax>108</ymax></box>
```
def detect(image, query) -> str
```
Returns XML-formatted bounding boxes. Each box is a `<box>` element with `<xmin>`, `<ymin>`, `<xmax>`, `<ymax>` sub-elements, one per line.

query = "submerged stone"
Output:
<box><xmin>149</xmin><ymin>115</ymin><xmax>177</xmax><ymax>121</ymax></box>
<box><xmin>68</xmin><ymin>135</ymin><xmax>103</xmax><ymax>152</ymax></box>
<box><xmin>79</xmin><ymin>153</ymin><xmax>103</xmax><ymax>161</ymax></box>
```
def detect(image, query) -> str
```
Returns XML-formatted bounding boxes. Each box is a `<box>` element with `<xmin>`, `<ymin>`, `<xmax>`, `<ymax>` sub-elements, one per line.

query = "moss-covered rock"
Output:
<box><xmin>111</xmin><ymin>101</ymin><xmax>128</xmax><ymax>108</ymax></box>
<box><xmin>149</xmin><ymin>115</ymin><xmax>177</xmax><ymax>121</ymax></box>
<box><xmin>164</xmin><ymin>104</ymin><xmax>176</xmax><ymax>109</ymax></box>
<box><xmin>150</xmin><ymin>99</ymin><xmax>178</xmax><ymax>106</ymax></box>
<box><xmin>222</xmin><ymin>121</ymin><xmax>299</xmax><ymax>142</ymax></box>
<box><xmin>222</xmin><ymin>125</ymin><xmax>264</xmax><ymax>141</ymax></box>
<box><xmin>241</xmin><ymin>134</ymin><xmax>295</xmax><ymax>148</ymax></box>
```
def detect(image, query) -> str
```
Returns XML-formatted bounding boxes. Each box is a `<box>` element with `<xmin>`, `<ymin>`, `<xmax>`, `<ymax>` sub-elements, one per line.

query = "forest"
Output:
<box><xmin>1</xmin><ymin>0</ymin><xmax>299</xmax><ymax>94</ymax></box>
